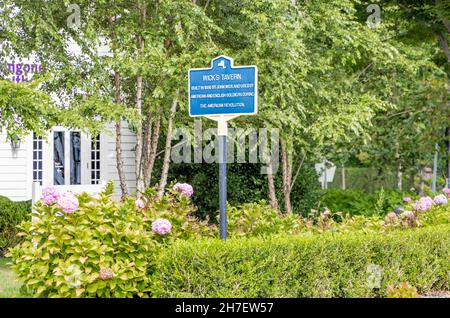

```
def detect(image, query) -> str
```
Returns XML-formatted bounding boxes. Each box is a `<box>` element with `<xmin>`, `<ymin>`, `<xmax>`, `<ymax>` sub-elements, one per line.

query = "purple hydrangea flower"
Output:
<box><xmin>411</xmin><ymin>196</ymin><xmax>433</xmax><ymax>212</ymax></box>
<box><xmin>443</xmin><ymin>188</ymin><xmax>450</xmax><ymax>195</ymax></box>
<box><xmin>56</xmin><ymin>192</ymin><xmax>79</xmax><ymax>214</ymax></box>
<box><xmin>385</xmin><ymin>212</ymin><xmax>397</xmax><ymax>221</ymax></box>
<box><xmin>42</xmin><ymin>187</ymin><xmax>60</xmax><ymax>205</ymax></box>
<box><xmin>402</xmin><ymin>197</ymin><xmax>412</xmax><ymax>203</ymax></box>
<box><xmin>434</xmin><ymin>194</ymin><xmax>447</xmax><ymax>205</ymax></box>
<box><xmin>172</xmin><ymin>183</ymin><xmax>193</xmax><ymax>198</ymax></box>
<box><xmin>401</xmin><ymin>210</ymin><xmax>415</xmax><ymax>219</ymax></box>
<box><xmin>152</xmin><ymin>218</ymin><xmax>172</xmax><ymax>235</ymax></box>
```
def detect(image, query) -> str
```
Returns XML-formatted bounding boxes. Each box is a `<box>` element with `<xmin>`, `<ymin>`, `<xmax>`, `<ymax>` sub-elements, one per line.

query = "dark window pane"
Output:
<box><xmin>70</xmin><ymin>132</ymin><xmax>81</xmax><ymax>185</ymax></box>
<box><xmin>38</xmin><ymin>161</ymin><xmax>42</xmax><ymax>169</ymax></box>
<box><xmin>33</xmin><ymin>152</ymin><xmax>37</xmax><ymax>160</ymax></box>
<box><xmin>96</xmin><ymin>171</ymin><xmax>100</xmax><ymax>179</ymax></box>
<box><xmin>54</xmin><ymin>131</ymin><xmax>65</xmax><ymax>185</ymax></box>
<box><xmin>96</xmin><ymin>161</ymin><xmax>100</xmax><ymax>169</ymax></box>
<box><xmin>33</xmin><ymin>171</ymin><xmax>37</xmax><ymax>179</ymax></box>
<box><xmin>33</xmin><ymin>161</ymin><xmax>37</xmax><ymax>169</ymax></box>
<box><xmin>38</xmin><ymin>171</ymin><xmax>42</xmax><ymax>180</ymax></box>
<box><xmin>38</xmin><ymin>152</ymin><xmax>42</xmax><ymax>159</ymax></box>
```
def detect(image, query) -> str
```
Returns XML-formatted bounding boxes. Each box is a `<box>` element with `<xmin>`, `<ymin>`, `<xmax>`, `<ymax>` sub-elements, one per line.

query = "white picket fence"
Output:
<box><xmin>31</xmin><ymin>181</ymin><xmax>106</xmax><ymax>206</ymax></box>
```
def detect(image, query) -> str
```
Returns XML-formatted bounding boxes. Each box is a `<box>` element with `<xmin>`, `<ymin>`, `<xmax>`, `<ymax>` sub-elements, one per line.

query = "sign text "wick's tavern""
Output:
<box><xmin>202</xmin><ymin>73</ymin><xmax>242</xmax><ymax>81</ymax></box>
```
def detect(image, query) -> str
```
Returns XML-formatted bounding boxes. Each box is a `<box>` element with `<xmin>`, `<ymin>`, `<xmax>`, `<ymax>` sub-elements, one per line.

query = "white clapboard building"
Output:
<box><xmin>0</xmin><ymin>42</ymin><xmax>137</xmax><ymax>201</ymax></box>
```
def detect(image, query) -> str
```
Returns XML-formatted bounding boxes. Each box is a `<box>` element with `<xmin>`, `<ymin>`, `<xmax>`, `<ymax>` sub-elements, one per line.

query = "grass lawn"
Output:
<box><xmin>0</xmin><ymin>258</ymin><xmax>25</xmax><ymax>298</ymax></box>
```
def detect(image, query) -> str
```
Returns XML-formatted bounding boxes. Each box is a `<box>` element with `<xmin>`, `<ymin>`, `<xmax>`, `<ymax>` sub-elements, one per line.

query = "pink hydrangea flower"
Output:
<box><xmin>320</xmin><ymin>209</ymin><xmax>331</xmax><ymax>218</ymax></box>
<box><xmin>434</xmin><ymin>194</ymin><xmax>447</xmax><ymax>205</ymax></box>
<box><xmin>411</xmin><ymin>196</ymin><xmax>433</xmax><ymax>212</ymax></box>
<box><xmin>152</xmin><ymin>218</ymin><xmax>172</xmax><ymax>235</ymax></box>
<box><xmin>402</xmin><ymin>197</ymin><xmax>411</xmax><ymax>203</ymax></box>
<box><xmin>385</xmin><ymin>212</ymin><xmax>398</xmax><ymax>224</ymax></box>
<box><xmin>172</xmin><ymin>183</ymin><xmax>193</xmax><ymax>198</ymax></box>
<box><xmin>98</xmin><ymin>268</ymin><xmax>114</xmax><ymax>280</ymax></box>
<box><xmin>135</xmin><ymin>198</ymin><xmax>145</xmax><ymax>209</ymax></box>
<box><xmin>443</xmin><ymin>187</ymin><xmax>450</xmax><ymax>195</ymax></box>
<box><xmin>56</xmin><ymin>192</ymin><xmax>79</xmax><ymax>214</ymax></box>
<box><xmin>42</xmin><ymin>187</ymin><xmax>60</xmax><ymax>205</ymax></box>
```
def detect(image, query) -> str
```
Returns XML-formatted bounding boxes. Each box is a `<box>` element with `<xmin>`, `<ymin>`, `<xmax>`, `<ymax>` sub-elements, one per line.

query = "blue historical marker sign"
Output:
<box><xmin>189</xmin><ymin>55</ymin><xmax>258</xmax><ymax>117</ymax></box>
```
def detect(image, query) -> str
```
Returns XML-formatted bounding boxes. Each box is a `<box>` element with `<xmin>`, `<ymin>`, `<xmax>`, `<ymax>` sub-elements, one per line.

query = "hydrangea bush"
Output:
<box><xmin>8</xmin><ymin>182</ymin><xmax>157</xmax><ymax>297</ymax></box>
<box><xmin>7</xmin><ymin>181</ymin><xmax>217</xmax><ymax>298</ymax></box>
<box><xmin>383</xmin><ymin>189</ymin><xmax>450</xmax><ymax>229</ymax></box>
<box><xmin>139</xmin><ymin>186</ymin><xmax>215</xmax><ymax>241</ymax></box>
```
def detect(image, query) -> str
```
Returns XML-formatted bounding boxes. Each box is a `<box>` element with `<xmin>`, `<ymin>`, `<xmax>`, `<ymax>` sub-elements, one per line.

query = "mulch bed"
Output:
<box><xmin>420</xmin><ymin>291</ymin><xmax>450</xmax><ymax>298</ymax></box>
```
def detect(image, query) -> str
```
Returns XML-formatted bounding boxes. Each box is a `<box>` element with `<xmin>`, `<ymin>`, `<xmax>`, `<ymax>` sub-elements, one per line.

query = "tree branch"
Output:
<box><xmin>290</xmin><ymin>153</ymin><xmax>306</xmax><ymax>190</ymax></box>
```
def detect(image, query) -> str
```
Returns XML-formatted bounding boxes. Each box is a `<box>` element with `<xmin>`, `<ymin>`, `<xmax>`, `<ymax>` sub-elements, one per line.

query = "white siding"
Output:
<box><xmin>106</xmin><ymin>121</ymin><xmax>137</xmax><ymax>199</ymax></box>
<box><xmin>0</xmin><ymin>131</ymin><xmax>32</xmax><ymax>201</ymax></box>
<box><xmin>0</xmin><ymin>121</ymin><xmax>137</xmax><ymax>201</ymax></box>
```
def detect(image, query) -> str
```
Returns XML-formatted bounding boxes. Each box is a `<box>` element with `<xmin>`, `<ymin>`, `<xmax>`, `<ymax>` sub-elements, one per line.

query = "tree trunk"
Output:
<box><xmin>144</xmin><ymin>105</ymin><xmax>161</xmax><ymax>187</ymax></box>
<box><xmin>281</xmin><ymin>140</ymin><xmax>292</xmax><ymax>214</ymax></box>
<box><xmin>341</xmin><ymin>164</ymin><xmax>346</xmax><ymax>190</ymax></box>
<box><xmin>437</xmin><ymin>32</ymin><xmax>450</xmax><ymax>62</ymax></box>
<box><xmin>395</xmin><ymin>141</ymin><xmax>402</xmax><ymax>191</ymax></box>
<box><xmin>115</xmin><ymin>119</ymin><xmax>128</xmax><ymax>198</ymax></box>
<box><xmin>266</xmin><ymin>155</ymin><xmax>279</xmax><ymax>210</ymax></box>
<box><xmin>157</xmin><ymin>90</ymin><xmax>179</xmax><ymax>198</ymax></box>
<box><xmin>142</xmin><ymin>109</ymin><xmax>152</xmax><ymax>186</ymax></box>
<box><xmin>135</xmin><ymin>75</ymin><xmax>144</xmax><ymax>194</ymax></box>
<box><xmin>108</xmin><ymin>15</ymin><xmax>128</xmax><ymax>199</ymax></box>
<box><xmin>135</xmin><ymin>6</ymin><xmax>146</xmax><ymax>196</ymax></box>
<box><xmin>446</xmin><ymin>127</ymin><xmax>450</xmax><ymax>188</ymax></box>
<box><xmin>114</xmin><ymin>71</ymin><xmax>128</xmax><ymax>198</ymax></box>
<box><xmin>396</xmin><ymin>161</ymin><xmax>403</xmax><ymax>191</ymax></box>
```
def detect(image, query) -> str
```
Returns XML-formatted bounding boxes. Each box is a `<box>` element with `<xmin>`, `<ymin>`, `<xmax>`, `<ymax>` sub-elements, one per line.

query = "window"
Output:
<box><xmin>91</xmin><ymin>135</ymin><xmax>101</xmax><ymax>184</ymax></box>
<box><xmin>32</xmin><ymin>133</ymin><xmax>43</xmax><ymax>185</ymax></box>
<box><xmin>54</xmin><ymin>131</ymin><xmax>65</xmax><ymax>185</ymax></box>
<box><xmin>70</xmin><ymin>132</ymin><xmax>81</xmax><ymax>185</ymax></box>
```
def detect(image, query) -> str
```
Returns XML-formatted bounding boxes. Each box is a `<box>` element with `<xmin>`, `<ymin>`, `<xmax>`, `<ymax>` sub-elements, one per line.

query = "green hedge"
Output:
<box><xmin>0</xmin><ymin>196</ymin><xmax>31</xmax><ymax>256</ymax></box>
<box><xmin>153</xmin><ymin>225</ymin><xmax>450</xmax><ymax>297</ymax></box>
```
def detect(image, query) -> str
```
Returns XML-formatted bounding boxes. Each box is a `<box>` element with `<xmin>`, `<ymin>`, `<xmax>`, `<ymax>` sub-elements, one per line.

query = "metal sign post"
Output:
<box><xmin>432</xmin><ymin>143</ymin><xmax>438</xmax><ymax>193</ymax></box>
<box><xmin>218</xmin><ymin>120</ymin><xmax>228</xmax><ymax>240</ymax></box>
<box><xmin>189</xmin><ymin>56</ymin><xmax>258</xmax><ymax>240</ymax></box>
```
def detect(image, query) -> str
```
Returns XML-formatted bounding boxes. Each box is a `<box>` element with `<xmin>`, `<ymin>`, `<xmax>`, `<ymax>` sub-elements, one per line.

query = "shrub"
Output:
<box><xmin>7</xmin><ymin>184</ymin><xmax>157</xmax><ymax>298</ymax></box>
<box><xmin>0</xmin><ymin>196</ymin><xmax>31</xmax><ymax>256</ymax></box>
<box><xmin>141</xmin><ymin>187</ymin><xmax>216</xmax><ymax>240</ymax></box>
<box><xmin>227</xmin><ymin>202</ymin><xmax>305</xmax><ymax>237</ymax></box>
<box><xmin>7</xmin><ymin>182</ymin><xmax>214</xmax><ymax>297</ymax></box>
<box><xmin>152</xmin><ymin>225</ymin><xmax>450</xmax><ymax>297</ymax></box>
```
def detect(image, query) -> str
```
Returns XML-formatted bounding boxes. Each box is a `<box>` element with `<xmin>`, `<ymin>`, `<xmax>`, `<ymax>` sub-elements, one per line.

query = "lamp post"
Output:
<box><xmin>10</xmin><ymin>138</ymin><xmax>21</xmax><ymax>150</ymax></box>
